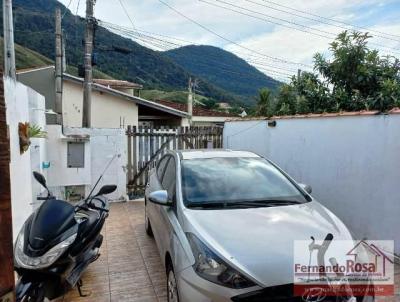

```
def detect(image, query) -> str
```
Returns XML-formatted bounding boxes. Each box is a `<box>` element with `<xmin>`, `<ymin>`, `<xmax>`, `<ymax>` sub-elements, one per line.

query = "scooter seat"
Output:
<box><xmin>78</xmin><ymin>209</ymin><xmax>100</xmax><ymax>239</ymax></box>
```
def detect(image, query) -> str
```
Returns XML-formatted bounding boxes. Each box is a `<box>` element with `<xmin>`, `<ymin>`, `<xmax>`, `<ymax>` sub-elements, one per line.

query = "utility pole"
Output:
<box><xmin>297</xmin><ymin>69</ymin><xmax>302</xmax><ymax>80</ymax></box>
<box><xmin>82</xmin><ymin>0</ymin><xmax>96</xmax><ymax>128</ymax></box>
<box><xmin>62</xmin><ymin>31</ymin><xmax>67</xmax><ymax>73</ymax></box>
<box><xmin>187</xmin><ymin>77</ymin><xmax>193</xmax><ymax>125</ymax></box>
<box><xmin>3</xmin><ymin>0</ymin><xmax>16</xmax><ymax>79</ymax></box>
<box><xmin>55</xmin><ymin>8</ymin><xmax>63</xmax><ymax>125</ymax></box>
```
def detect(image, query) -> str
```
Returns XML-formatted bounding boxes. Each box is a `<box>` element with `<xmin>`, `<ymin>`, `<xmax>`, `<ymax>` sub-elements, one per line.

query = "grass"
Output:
<box><xmin>0</xmin><ymin>38</ymin><xmax>113</xmax><ymax>79</ymax></box>
<box><xmin>0</xmin><ymin>38</ymin><xmax>53</xmax><ymax>70</ymax></box>
<box><xmin>141</xmin><ymin>89</ymin><xmax>209</xmax><ymax>104</ymax></box>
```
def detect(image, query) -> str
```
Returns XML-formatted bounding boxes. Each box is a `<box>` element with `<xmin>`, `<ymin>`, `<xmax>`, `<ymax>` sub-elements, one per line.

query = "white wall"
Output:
<box><xmin>46</xmin><ymin>125</ymin><xmax>91</xmax><ymax>195</ymax></box>
<box><xmin>65</xmin><ymin>127</ymin><xmax>127</xmax><ymax>201</ymax></box>
<box><xmin>29</xmin><ymin>89</ymin><xmax>48</xmax><ymax>209</ymax></box>
<box><xmin>62</xmin><ymin>81</ymin><xmax>138</xmax><ymax>128</ymax></box>
<box><xmin>5</xmin><ymin>78</ymin><xmax>44</xmax><ymax>238</ymax></box>
<box><xmin>224</xmin><ymin>115</ymin><xmax>400</xmax><ymax>254</ymax></box>
<box><xmin>46</xmin><ymin>126</ymin><xmax>127</xmax><ymax>201</ymax></box>
<box><xmin>192</xmin><ymin>116</ymin><xmax>228</xmax><ymax>124</ymax></box>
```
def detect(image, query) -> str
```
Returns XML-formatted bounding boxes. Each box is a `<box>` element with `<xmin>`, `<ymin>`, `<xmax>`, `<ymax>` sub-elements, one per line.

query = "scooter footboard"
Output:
<box><xmin>16</xmin><ymin>274</ymin><xmax>63</xmax><ymax>302</ymax></box>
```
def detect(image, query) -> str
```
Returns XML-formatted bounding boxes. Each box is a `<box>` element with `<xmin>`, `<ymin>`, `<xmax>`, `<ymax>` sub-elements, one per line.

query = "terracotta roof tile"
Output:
<box><xmin>93</xmin><ymin>79</ymin><xmax>143</xmax><ymax>89</ymax></box>
<box><xmin>227</xmin><ymin>108</ymin><xmax>400</xmax><ymax>121</ymax></box>
<box><xmin>155</xmin><ymin>99</ymin><xmax>236</xmax><ymax>117</ymax></box>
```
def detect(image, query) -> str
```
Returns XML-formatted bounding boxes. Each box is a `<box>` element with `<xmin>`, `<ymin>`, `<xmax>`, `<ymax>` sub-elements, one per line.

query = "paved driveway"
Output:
<box><xmin>65</xmin><ymin>201</ymin><xmax>399</xmax><ymax>302</ymax></box>
<box><xmin>65</xmin><ymin>200</ymin><xmax>167</xmax><ymax>302</ymax></box>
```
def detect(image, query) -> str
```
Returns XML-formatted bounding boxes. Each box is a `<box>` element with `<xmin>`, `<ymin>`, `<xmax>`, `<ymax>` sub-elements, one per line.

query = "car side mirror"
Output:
<box><xmin>33</xmin><ymin>171</ymin><xmax>48</xmax><ymax>190</ymax></box>
<box><xmin>149</xmin><ymin>190</ymin><xmax>172</xmax><ymax>206</ymax></box>
<box><xmin>95</xmin><ymin>185</ymin><xmax>117</xmax><ymax>197</ymax></box>
<box><xmin>299</xmin><ymin>183</ymin><xmax>312</xmax><ymax>194</ymax></box>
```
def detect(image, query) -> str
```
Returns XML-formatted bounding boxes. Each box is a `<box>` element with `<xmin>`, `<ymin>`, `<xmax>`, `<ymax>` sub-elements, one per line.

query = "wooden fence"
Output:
<box><xmin>126</xmin><ymin>126</ymin><xmax>223</xmax><ymax>196</ymax></box>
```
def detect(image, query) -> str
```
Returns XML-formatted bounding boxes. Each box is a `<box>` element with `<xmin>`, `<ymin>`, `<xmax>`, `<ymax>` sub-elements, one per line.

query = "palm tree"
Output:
<box><xmin>256</xmin><ymin>88</ymin><xmax>273</xmax><ymax>117</ymax></box>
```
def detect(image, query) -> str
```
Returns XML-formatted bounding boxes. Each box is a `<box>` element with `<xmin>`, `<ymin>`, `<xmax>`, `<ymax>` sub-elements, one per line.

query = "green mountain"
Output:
<box><xmin>165</xmin><ymin>45</ymin><xmax>280</xmax><ymax>97</ymax></box>
<box><xmin>1</xmin><ymin>0</ymin><xmax>280</xmax><ymax>106</ymax></box>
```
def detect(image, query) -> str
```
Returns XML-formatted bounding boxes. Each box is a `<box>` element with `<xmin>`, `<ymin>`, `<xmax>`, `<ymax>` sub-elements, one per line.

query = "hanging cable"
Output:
<box><xmin>156</xmin><ymin>0</ymin><xmax>312</xmax><ymax>68</ymax></box>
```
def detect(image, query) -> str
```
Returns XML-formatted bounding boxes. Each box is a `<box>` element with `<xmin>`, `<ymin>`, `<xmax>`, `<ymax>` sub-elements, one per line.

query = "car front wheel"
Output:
<box><xmin>167</xmin><ymin>266</ymin><xmax>179</xmax><ymax>302</ymax></box>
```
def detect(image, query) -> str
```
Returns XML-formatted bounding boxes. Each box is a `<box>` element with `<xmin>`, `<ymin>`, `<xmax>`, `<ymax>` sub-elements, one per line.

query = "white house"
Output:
<box><xmin>17</xmin><ymin>66</ymin><xmax>189</xmax><ymax>129</ymax></box>
<box><xmin>155</xmin><ymin>99</ymin><xmax>235</xmax><ymax>127</ymax></box>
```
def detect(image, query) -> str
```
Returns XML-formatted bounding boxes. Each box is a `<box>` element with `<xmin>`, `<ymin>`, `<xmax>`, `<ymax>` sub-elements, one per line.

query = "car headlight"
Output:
<box><xmin>186</xmin><ymin>233</ymin><xmax>256</xmax><ymax>289</ymax></box>
<box><xmin>14</xmin><ymin>230</ymin><xmax>77</xmax><ymax>269</ymax></box>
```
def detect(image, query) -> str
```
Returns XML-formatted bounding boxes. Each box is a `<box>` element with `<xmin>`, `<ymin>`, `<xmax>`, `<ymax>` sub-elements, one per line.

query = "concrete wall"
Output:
<box><xmin>63</xmin><ymin>81</ymin><xmax>138</xmax><ymax>128</ymax></box>
<box><xmin>17</xmin><ymin>67</ymin><xmax>57</xmax><ymax>124</ymax></box>
<box><xmin>46</xmin><ymin>126</ymin><xmax>127</xmax><ymax>201</ymax></box>
<box><xmin>224</xmin><ymin>115</ymin><xmax>400</xmax><ymax>254</ymax></box>
<box><xmin>28</xmin><ymin>88</ymin><xmax>48</xmax><ymax>209</ymax></box>
<box><xmin>192</xmin><ymin>116</ymin><xmax>228</xmax><ymax>126</ymax></box>
<box><xmin>66</xmin><ymin>128</ymin><xmax>127</xmax><ymax>201</ymax></box>
<box><xmin>5</xmin><ymin>78</ymin><xmax>45</xmax><ymax>238</ymax></box>
<box><xmin>46</xmin><ymin>125</ymin><xmax>91</xmax><ymax>194</ymax></box>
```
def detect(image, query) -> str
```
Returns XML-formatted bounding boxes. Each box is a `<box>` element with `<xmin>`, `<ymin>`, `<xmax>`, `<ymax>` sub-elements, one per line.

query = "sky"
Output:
<box><xmin>58</xmin><ymin>0</ymin><xmax>400</xmax><ymax>80</ymax></box>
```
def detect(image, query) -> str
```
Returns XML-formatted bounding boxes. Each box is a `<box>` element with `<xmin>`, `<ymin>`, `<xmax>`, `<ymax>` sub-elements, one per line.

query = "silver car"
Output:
<box><xmin>145</xmin><ymin>150</ymin><xmax>369</xmax><ymax>302</ymax></box>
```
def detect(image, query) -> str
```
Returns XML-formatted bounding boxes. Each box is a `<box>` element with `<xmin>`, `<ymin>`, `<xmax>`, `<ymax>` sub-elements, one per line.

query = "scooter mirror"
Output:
<box><xmin>95</xmin><ymin>185</ymin><xmax>117</xmax><ymax>197</ymax></box>
<box><xmin>33</xmin><ymin>171</ymin><xmax>48</xmax><ymax>190</ymax></box>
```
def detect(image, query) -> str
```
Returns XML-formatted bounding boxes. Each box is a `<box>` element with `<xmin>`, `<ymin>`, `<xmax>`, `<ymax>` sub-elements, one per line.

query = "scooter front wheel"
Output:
<box><xmin>16</xmin><ymin>279</ymin><xmax>45</xmax><ymax>302</ymax></box>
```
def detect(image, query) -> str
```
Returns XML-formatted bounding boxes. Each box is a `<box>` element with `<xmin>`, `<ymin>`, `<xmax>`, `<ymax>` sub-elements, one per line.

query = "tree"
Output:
<box><xmin>314</xmin><ymin>31</ymin><xmax>400</xmax><ymax>111</ymax></box>
<box><xmin>202</xmin><ymin>98</ymin><xmax>219</xmax><ymax>110</ymax></box>
<box><xmin>292</xmin><ymin>72</ymin><xmax>332</xmax><ymax>113</ymax></box>
<box><xmin>270</xmin><ymin>30</ymin><xmax>400</xmax><ymax>116</ymax></box>
<box><xmin>275</xmin><ymin>84</ymin><xmax>297</xmax><ymax>115</ymax></box>
<box><xmin>256</xmin><ymin>88</ymin><xmax>274</xmax><ymax>117</ymax></box>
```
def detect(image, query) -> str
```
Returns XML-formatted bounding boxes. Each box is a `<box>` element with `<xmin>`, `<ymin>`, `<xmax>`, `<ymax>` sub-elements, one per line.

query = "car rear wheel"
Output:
<box><xmin>167</xmin><ymin>265</ymin><xmax>179</xmax><ymax>302</ymax></box>
<box><xmin>144</xmin><ymin>200</ymin><xmax>153</xmax><ymax>237</ymax></box>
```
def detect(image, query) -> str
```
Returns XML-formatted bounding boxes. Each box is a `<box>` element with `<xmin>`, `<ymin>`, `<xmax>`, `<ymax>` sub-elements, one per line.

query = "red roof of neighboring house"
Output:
<box><xmin>156</xmin><ymin>99</ymin><xmax>236</xmax><ymax>117</ymax></box>
<box><xmin>93</xmin><ymin>79</ymin><xmax>143</xmax><ymax>89</ymax></box>
<box><xmin>227</xmin><ymin>108</ymin><xmax>400</xmax><ymax>121</ymax></box>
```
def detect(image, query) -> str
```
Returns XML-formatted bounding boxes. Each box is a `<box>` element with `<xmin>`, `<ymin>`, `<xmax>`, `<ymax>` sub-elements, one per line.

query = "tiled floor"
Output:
<box><xmin>64</xmin><ymin>200</ymin><xmax>167</xmax><ymax>302</ymax></box>
<box><xmin>64</xmin><ymin>200</ymin><xmax>400</xmax><ymax>302</ymax></box>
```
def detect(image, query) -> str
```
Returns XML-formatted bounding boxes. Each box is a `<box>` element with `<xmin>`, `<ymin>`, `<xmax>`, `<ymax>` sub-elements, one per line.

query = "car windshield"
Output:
<box><xmin>181</xmin><ymin>157</ymin><xmax>308</xmax><ymax>207</ymax></box>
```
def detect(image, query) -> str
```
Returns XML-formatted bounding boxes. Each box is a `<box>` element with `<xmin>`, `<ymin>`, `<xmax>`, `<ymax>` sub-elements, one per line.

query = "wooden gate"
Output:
<box><xmin>126</xmin><ymin>126</ymin><xmax>223</xmax><ymax>196</ymax></box>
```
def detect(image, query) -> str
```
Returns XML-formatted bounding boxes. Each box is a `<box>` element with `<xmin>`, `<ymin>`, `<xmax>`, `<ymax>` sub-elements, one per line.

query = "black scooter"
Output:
<box><xmin>14</xmin><ymin>171</ymin><xmax>116</xmax><ymax>302</ymax></box>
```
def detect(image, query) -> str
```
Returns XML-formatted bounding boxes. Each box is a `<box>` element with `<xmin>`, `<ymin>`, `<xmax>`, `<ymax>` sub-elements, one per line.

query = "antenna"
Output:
<box><xmin>85</xmin><ymin>153</ymin><xmax>120</xmax><ymax>202</ymax></box>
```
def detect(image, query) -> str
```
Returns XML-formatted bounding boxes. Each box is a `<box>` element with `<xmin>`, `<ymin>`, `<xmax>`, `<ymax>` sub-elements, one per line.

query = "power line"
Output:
<box><xmin>258</xmin><ymin>0</ymin><xmax>400</xmax><ymax>40</ymax></box>
<box><xmin>117</xmin><ymin>0</ymin><xmax>138</xmax><ymax>31</ymax></box>
<box><xmin>100</xmin><ymin>20</ymin><xmax>300</xmax><ymax>77</ymax></box>
<box><xmin>243</xmin><ymin>0</ymin><xmax>400</xmax><ymax>43</ymax></box>
<box><xmin>75</xmin><ymin>0</ymin><xmax>81</xmax><ymax>16</ymax></box>
<box><xmin>205</xmin><ymin>0</ymin><xmax>338</xmax><ymax>39</ymax></box>
<box><xmin>156</xmin><ymin>0</ymin><xmax>312</xmax><ymax>68</ymax></box>
<box><xmin>199</xmin><ymin>0</ymin><xmax>400</xmax><ymax>55</ymax></box>
<box><xmin>62</xmin><ymin>0</ymin><xmax>74</xmax><ymax>19</ymax></box>
<box><xmin>101</xmin><ymin>22</ymin><xmax>291</xmax><ymax>82</ymax></box>
<box><xmin>102</xmin><ymin>20</ymin><xmax>304</xmax><ymax>73</ymax></box>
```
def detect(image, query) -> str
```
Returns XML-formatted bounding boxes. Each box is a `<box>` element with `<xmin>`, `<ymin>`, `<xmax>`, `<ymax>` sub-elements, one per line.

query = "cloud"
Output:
<box><xmin>58</xmin><ymin>0</ymin><xmax>400</xmax><ymax>79</ymax></box>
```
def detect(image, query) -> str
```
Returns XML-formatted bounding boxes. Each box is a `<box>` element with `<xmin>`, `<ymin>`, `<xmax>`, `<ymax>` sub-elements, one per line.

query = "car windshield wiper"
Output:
<box><xmin>186</xmin><ymin>200</ymin><xmax>302</xmax><ymax>209</ymax></box>
<box><xmin>227</xmin><ymin>200</ymin><xmax>302</xmax><ymax>207</ymax></box>
<box><xmin>186</xmin><ymin>202</ymin><xmax>229</xmax><ymax>209</ymax></box>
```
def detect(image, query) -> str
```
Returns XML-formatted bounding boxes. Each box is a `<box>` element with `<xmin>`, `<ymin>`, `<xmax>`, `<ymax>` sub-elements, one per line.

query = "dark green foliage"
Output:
<box><xmin>256</xmin><ymin>88</ymin><xmax>274</xmax><ymax>117</ymax></box>
<box><xmin>0</xmin><ymin>0</ymin><xmax>276</xmax><ymax>106</ymax></box>
<box><xmin>165</xmin><ymin>45</ymin><xmax>280</xmax><ymax>101</ymax></box>
<box><xmin>314</xmin><ymin>31</ymin><xmax>400</xmax><ymax>112</ymax></box>
<box><xmin>202</xmin><ymin>98</ymin><xmax>219</xmax><ymax>110</ymax></box>
<box><xmin>253</xmin><ymin>31</ymin><xmax>400</xmax><ymax>117</ymax></box>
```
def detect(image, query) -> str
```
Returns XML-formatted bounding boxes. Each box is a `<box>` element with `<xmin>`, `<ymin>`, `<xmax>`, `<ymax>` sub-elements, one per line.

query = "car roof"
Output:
<box><xmin>175</xmin><ymin>149</ymin><xmax>260</xmax><ymax>160</ymax></box>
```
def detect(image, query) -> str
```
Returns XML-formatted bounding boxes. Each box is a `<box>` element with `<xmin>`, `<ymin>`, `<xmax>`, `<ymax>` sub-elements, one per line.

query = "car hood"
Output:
<box><xmin>183</xmin><ymin>200</ymin><xmax>353</xmax><ymax>287</ymax></box>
